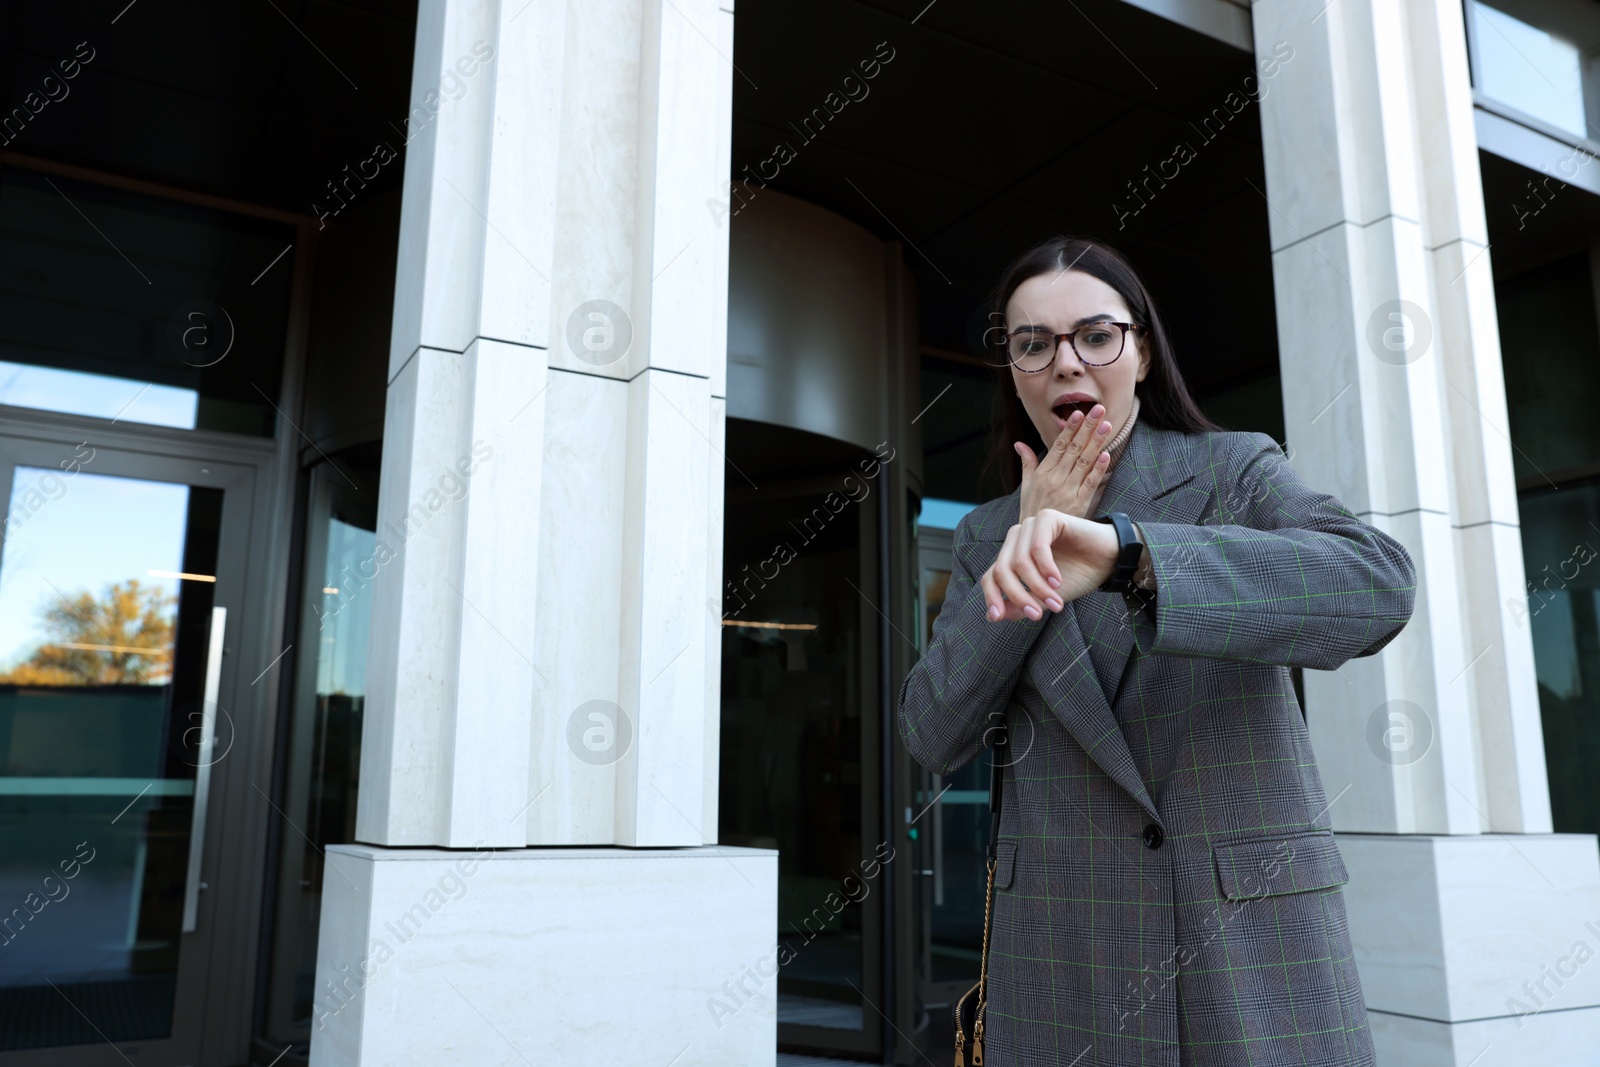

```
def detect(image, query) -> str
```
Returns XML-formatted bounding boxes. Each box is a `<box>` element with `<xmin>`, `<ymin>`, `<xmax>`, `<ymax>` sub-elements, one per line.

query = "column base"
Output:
<box><xmin>1369</xmin><ymin>1004</ymin><xmax>1600</xmax><ymax>1066</ymax></box>
<box><xmin>1338</xmin><ymin>832</ymin><xmax>1600</xmax><ymax>1066</ymax></box>
<box><xmin>308</xmin><ymin>843</ymin><xmax>779</xmax><ymax>1066</ymax></box>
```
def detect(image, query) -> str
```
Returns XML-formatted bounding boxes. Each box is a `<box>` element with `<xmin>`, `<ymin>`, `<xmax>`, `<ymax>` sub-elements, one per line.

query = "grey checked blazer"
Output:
<box><xmin>898</xmin><ymin>420</ymin><xmax>1416</xmax><ymax>1066</ymax></box>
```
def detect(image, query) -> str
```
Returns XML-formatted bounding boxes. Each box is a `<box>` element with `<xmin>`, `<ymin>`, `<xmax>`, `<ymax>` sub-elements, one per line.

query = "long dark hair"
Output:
<box><xmin>980</xmin><ymin>236</ymin><xmax>1223</xmax><ymax>492</ymax></box>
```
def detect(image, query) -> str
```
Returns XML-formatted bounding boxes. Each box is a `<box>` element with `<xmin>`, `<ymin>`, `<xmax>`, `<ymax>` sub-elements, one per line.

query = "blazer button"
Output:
<box><xmin>1141</xmin><ymin>824</ymin><xmax>1164</xmax><ymax>849</ymax></box>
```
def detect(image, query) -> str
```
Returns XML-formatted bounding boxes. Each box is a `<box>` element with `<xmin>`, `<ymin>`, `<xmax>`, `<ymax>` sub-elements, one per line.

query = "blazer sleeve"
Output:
<box><xmin>896</xmin><ymin>508</ymin><xmax>1049</xmax><ymax>777</ymax></box>
<box><xmin>1128</xmin><ymin>432</ymin><xmax>1417</xmax><ymax>670</ymax></box>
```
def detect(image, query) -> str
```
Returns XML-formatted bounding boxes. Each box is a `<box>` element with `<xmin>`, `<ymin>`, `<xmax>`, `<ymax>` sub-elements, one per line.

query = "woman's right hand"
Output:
<box><xmin>1016</xmin><ymin>404</ymin><xmax>1114</xmax><ymax>521</ymax></box>
<box><xmin>978</xmin><ymin>508</ymin><xmax>1121</xmax><ymax>621</ymax></box>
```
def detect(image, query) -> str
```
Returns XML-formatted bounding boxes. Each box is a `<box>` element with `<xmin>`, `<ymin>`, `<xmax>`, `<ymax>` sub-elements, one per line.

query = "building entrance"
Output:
<box><xmin>719</xmin><ymin>419</ymin><xmax>892</xmax><ymax>1059</ymax></box>
<box><xmin>0</xmin><ymin>417</ymin><xmax>271</xmax><ymax>1065</ymax></box>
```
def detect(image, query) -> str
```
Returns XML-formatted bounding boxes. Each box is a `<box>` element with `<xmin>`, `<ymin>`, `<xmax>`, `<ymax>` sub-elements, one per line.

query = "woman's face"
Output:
<box><xmin>1004</xmin><ymin>269</ymin><xmax>1150</xmax><ymax>450</ymax></box>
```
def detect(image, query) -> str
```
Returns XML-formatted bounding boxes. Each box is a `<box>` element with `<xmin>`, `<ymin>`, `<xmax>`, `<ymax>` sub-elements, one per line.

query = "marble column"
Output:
<box><xmin>311</xmin><ymin>1</ymin><xmax>776</xmax><ymax>1063</ymax></box>
<box><xmin>1251</xmin><ymin>0</ymin><xmax>1600</xmax><ymax>1061</ymax></box>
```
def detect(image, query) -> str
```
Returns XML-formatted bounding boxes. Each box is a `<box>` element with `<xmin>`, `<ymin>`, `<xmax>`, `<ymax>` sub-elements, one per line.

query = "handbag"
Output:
<box><xmin>953</xmin><ymin>719</ymin><xmax>1007</xmax><ymax>1066</ymax></box>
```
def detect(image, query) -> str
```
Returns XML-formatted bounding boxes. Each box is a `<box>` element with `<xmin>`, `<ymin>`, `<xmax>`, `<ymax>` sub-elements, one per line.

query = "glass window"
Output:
<box><xmin>1495</xmin><ymin>252</ymin><xmax>1600</xmax><ymax>480</ymax></box>
<box><xmin>261</xmin><ymin>450</ymin><xmax>378</xmax><ymax>1047</ymax></box>
<box><xmin>1470</xmin><ymin>0</ymin><xmax>1600</xmax><ymax>142</ymax></box>
<box><xmin>0</xmin><ymin>165</ymin><xmax>297</xmax><ymax>436</ymax></box>
<box><xmin>1197</xmin><ymin>371</ymin><xmax>1286</xmax><ymax>443</ymax></box>
<box><xmin>918</xmin><ymin>498</ymin><xmax>979</xmax><ymax>530</ymax></box>
<box><xmin>913</xmin><ymin>552</ymin><xmax>993</xmax><ymax>985</ymax></box>
<box><xmin>0</xmin><ymin>467</ymin><xmax>224</xmax><ymax>1048</ymax></box>
<box><xmin>918</xmin><ymin>358</ymin><xmax>1005</xmax><ymax>503</ymax></box>
<box><xmin>1518</xmin><ymin>478</ymin><xmax>1600</xmax><ymax>836</ymax></box>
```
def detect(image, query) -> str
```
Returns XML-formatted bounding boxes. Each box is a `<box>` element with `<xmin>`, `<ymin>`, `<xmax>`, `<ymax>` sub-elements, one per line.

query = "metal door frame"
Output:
<box><xmin>0</xmin><ymin>407</ymin><xmax>287</xmax><ymax>1066</ymax></box>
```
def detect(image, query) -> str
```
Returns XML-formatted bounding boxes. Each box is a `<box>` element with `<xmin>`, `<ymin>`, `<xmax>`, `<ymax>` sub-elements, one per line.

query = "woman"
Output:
<box><xmin>897</xmin><ymin>237</ymin><xmax>1415</xmax><ymax>1066</ymax></box>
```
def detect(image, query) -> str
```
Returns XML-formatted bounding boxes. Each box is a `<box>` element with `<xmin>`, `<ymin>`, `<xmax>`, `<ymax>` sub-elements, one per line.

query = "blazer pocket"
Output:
<box><xmin>1212</xmin><ymin>830</ymin><xmax>1349</xmax><ymax>901</ymax></box>
<box><xmin>993</xmin><ymin>840</ymin><xmax>1017</xmax><ymax>890</ymax></box>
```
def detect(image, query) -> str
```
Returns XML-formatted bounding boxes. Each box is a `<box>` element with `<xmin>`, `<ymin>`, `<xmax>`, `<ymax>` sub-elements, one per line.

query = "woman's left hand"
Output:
<box><xmin>979</xmin><ymin>509</ymin><xmax>1120</xmax><ymax>621</ymax></box>
<box><xmin>1015</xmin><ymin>404</ymin><xmax>1113</xmax><ymax>522</ymax></box>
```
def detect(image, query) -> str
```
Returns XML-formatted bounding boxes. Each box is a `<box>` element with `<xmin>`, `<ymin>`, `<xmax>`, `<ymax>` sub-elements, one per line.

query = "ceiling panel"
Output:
<box><xmin>0</xmin><ymin>0</ymin><xmax>417</xmax><ymax>212</ymax></box>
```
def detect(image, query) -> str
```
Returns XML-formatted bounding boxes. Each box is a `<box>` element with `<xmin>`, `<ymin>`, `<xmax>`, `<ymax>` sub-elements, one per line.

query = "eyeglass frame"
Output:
<box><xmin>998</xmin><ymin>320</ymin><xmax>1147</xmax><ymax>372</ymax></box>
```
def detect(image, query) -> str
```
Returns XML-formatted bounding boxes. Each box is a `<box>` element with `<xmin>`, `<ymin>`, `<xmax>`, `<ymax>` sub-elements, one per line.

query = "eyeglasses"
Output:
<box><xmin>1001</xmin><ymin>321</ymin><xmax>1145</xmax><ymax>372</ymax></box>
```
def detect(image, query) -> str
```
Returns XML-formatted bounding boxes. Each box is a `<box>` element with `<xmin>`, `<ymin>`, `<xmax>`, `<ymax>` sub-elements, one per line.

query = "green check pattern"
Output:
<box><xmin>898</xmin><ymin>422</ymin><xmax>1416</xmax><ymax>1066</ymax></box>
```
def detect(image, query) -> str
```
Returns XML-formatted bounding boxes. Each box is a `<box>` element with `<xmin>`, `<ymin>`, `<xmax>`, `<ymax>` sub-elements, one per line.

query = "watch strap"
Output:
<box><xmin>1094</xmin><ymin>511</ymin><xmax>1143</xmax><ymax>594</ymax></box>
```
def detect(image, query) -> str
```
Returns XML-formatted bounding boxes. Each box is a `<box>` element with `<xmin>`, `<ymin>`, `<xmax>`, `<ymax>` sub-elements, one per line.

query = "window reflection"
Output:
<box><xmin>261</xmin><ymin>450</ymin><xmax>377</xmax><ymax>1047</ymax></box>
<box><xmin>1471</xmin><ymin>0</ymin><xmax>1599</xmax><ymax>141</ymax></box>
<box><xmin>0</xmin><ymin>466</ymin><xmax>223</xmax><ymax>1048</ymax></box>
<box><xmin>0</xmin><ymin>361</ymin><xmax>199</xmax><ymax>431</ymax></box>
<box><xmin>0</xmin><ymin>165</ymin><xmax>296</xmax><ymax>436</ymax></box>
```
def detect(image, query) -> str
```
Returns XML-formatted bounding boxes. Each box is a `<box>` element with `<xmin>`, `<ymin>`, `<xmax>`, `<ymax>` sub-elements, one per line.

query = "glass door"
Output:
<box><xmin>909</xmin><ymin>524</ymin><xmax>996</xmax><ymax>1017</ymax></box>
<box><xmin>718</xmin><ymin>457</ymin><xmax>886</xmax><ymax>1060</ymax></box>
<box><xmin>0</xmin><ymin>435</ymin><xmax>254</xmax><ymax>1065</ymax></box>
<box><xmin>260</xmin><ymin>448</ymin><xmax>379</xmax><ymax>1051</ymax></box>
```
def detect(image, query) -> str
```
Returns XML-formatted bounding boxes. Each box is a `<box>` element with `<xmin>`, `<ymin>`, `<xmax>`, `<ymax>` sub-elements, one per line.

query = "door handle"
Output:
<box><xmin>182</xmin><ymin>606</ymin><xmax>225</xmax><ymax>933</ymax></box>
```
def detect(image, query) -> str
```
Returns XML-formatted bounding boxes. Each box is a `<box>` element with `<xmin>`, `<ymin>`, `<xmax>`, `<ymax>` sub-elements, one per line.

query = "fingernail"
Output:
<box><xmin>1048</xmin><ymin>576</ymin><xmax>1061</xmax><ymax>588</ymax></box>
<box><xmin>1023</xmin><ymin>604</ymin><xmax>1041</xmax><ymax>620</ymax></box>
<box><xmin>1097</xmin><ymin>422</ymin><xmax>1110</xmax><ymax>435</ymax></box>
<box><xmin>989</xmin><ymin>604</ymin><xmax>1001</xmax><ymax>620</ymax></box>
<box><xmin>1046</xmin><ymin>597</ymin><xmax>1063</xmax><ymax>611</ymax></box>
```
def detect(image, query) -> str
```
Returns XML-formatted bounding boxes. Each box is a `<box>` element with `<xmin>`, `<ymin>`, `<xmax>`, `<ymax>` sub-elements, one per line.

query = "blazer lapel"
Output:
<box><xmin>1071</xmin><ymin>420</ymin><xmax>1209</xmax><ymax>710</ymax></box>
<box><xmin>1024</xmin><ymin>592</ymin><xmax>1161</xmax><ymax>819</ymax></box>
<box><xmin>1023</xmin><ymin>420</ymin><xmax>1212</xmax><ymax>820</ymax></box>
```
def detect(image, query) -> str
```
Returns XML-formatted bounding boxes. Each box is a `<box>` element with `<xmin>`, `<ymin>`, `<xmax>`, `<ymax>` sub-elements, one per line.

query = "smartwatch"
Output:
<box><xmin>1094</xmin><ymin>511</ymin><xmax>1143</xmax><ymax>594</ymax></box>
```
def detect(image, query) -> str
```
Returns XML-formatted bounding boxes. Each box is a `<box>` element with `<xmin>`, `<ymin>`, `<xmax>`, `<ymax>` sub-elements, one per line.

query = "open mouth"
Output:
<box><xmin>1051</xmin><ymin>399</ymin><xmax>1097</xmax><ymax>425</ymax></box>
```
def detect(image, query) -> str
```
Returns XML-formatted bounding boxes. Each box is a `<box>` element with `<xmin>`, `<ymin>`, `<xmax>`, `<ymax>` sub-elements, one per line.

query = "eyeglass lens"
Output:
<box><xmin>1007</xmin><ymin>322</ymin><xmax>1126</xmax><ymax>370</ymax></box>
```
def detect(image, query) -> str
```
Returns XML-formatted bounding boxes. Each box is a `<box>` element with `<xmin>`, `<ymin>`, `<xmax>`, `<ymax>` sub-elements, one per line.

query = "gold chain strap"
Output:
<box><xmin>971</xmin><ymin>854</ymin><xmax>998</xmax><ymax>1064</ymax></box>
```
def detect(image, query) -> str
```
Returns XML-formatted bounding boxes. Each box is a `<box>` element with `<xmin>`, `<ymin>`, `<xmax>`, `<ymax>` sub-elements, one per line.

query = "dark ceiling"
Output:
<box><xmin>730</xmin><ymin>0</ymin><xmax>1280</xmax><ymax>398</ymax></box>
<box><xmin>6</xmin><ymin>0</ymin><xmax>1575</xmax><ymax>391</ymax></box>
<box><xmin>0</xmin><ymin>0</ymin><xmax>417</xmax><ymax>213</ymax></box>
<box><xmin>1481</xmin><ymin>147</ymin><xmax>1600</xmax><ymax>277</ymax></box>
<box><xmin>3</xmin><ymin>0</ymin><xmax>1276</xmax><ymax>401</ymax></box>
